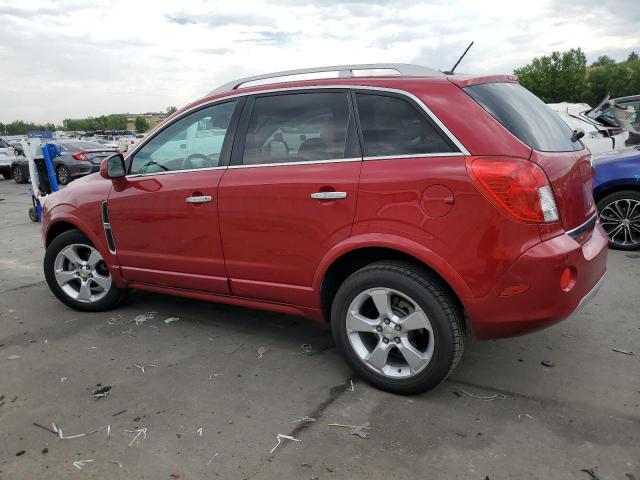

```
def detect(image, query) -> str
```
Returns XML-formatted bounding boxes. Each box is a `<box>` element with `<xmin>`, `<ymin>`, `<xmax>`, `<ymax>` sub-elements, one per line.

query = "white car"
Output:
<box><xmin>547</xmin><ymin>100</ymin><xmax>629</xmax><ymax>155</ymax></box>
<box><xmin>0</xmin><ymin>138</ymin><xmax>19</xmax><ymax>179</ymax></box>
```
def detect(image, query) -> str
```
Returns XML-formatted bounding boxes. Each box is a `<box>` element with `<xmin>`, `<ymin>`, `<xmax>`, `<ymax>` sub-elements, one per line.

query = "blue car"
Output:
<box><xmin>593</xmin><ymin>146</ymin><xmax>640</xmax><ymax>250</ymax></box>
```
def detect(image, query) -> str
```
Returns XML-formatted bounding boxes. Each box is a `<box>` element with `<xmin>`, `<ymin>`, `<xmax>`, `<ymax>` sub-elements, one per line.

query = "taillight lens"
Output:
<box><xmin>466</xmin><ymin>156</ymin><xmax>559</xmax><ymax>223</ymax></box>
<box><xmin>73</xmin><ymin>151</ymin><xmax>88</xmax><ymax>161</ymax></box>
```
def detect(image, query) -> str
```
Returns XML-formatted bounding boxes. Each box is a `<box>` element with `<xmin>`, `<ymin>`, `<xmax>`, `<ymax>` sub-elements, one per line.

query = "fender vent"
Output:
<box><xmin>101</xmin><ymin>201</ymin><xmax>116</xmax><ymax>253</ymax></box>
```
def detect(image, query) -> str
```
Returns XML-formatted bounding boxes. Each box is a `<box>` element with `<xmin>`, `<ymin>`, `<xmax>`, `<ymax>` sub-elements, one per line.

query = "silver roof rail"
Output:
<box><xmin>209</xmin><ymin>63</ymin><xmax>443</xmax><ymax>95</ymax></box>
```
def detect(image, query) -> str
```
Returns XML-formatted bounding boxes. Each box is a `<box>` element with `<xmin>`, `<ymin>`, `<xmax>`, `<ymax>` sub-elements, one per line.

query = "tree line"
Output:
<box><xmin>1</xmin><ymin>106</ymin><xmax>178</xmax><ymax>136</ymax></box>
<box><xmin>514</xmin><ymin>49</ymin><xmax>640</xmax><ymax>104</ymax></box>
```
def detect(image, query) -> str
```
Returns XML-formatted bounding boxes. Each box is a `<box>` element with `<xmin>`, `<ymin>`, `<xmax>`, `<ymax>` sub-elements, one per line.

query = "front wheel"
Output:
<box><xmin>44</xmin><ymin>229</ymin><xmax>125</xmax><ymax>311</ymax></box>
<box><xmin>597</xmin><ymin>191</ymin><xmax>640</xmax><ymax>251</ymax></box>
<box><xmin>331</xmin><ymin>261</ymin><xmax>465</xmax><ymax>395</ymax></box>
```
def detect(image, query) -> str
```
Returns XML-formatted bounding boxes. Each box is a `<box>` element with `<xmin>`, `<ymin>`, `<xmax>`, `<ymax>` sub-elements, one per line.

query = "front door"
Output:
<box><xmin>107</xmin><ymin>100</ymin><xmax>239</xmax><ymax>293</ymax></box>
<box><xmin>218</xmin><ymin>90</ymin><xmax>362</xmax><ymax>306</ymax></box>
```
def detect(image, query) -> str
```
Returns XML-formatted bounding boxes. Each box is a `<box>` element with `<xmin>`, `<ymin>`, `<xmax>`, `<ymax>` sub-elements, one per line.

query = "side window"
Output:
<box><xmin>355</xmin><ymin>93</ymin><xmax>456</xmax><ymax>157</ymax></box>
<box><xmin>242</xmin><ymin>92</ymin><xmax>352</xmax><ymax>165</ymax></box>
<box><xmin>130</xmin><ymin>100</ymin><xmax>237</xmax><ymax>175</ymax></box>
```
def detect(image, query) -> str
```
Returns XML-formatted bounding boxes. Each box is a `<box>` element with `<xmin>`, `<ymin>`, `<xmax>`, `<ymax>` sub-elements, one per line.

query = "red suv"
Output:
<box><xmin>41</xmin><ymin>64</ymin><xmax>608</xmax><ymax>394</ymax></box>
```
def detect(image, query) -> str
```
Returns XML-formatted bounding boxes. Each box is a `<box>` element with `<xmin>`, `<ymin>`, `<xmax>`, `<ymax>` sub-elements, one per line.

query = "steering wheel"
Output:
<box><xmin>141</xmin><ymin>160</ymin><xmax>169</xmax><ymax>173</ymax></box>
<box><xmin>181</xmin><ymin>153</ymin><xmax>215</xmax><ymax>170</ymax></box>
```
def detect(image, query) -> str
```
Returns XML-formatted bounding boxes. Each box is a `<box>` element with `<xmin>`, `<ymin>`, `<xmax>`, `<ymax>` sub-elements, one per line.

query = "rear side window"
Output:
<box><xmin>355</xmin><ymin>93</ymin><xmax>457</xmax><ymax>157</ymax></box>
<box><xmin>242</xmin><ymin>92</ymin><xmax>357</xmax><ymax>165</ymax></box>
<box><xmin>464</xmin><ymin>82</ymin><xmax>580</xmax><ymax>152</ymax></box>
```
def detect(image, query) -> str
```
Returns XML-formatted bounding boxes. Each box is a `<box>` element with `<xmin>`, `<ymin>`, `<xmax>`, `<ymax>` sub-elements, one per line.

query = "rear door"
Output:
<box><xmin>107</xmin><ymin>100</ymin><xmax>240</xmax><ymax>293</ymax></box>
<box><xmin>218</xmin><ymin>90</ymin><xmax>362</xmax><ymax>306</ymax></box>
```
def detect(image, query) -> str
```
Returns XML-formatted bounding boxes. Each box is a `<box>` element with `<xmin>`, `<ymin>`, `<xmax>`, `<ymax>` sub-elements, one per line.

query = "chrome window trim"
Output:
<box><xmin>363</xmin><ymin>152</ymin><xmax>466</xmax><ymax>161</ymax></box>
<box><xmin>228</xmin><ymin>157</ymin><xmax>362</xmax><ymax>169</ymax></box>
<box><xmin>125</xmin><ymin>85</ymin><xmax>470</xmax><ymax>167</ymax></box>
<box><xmin>126</xmin><ymin>165</ymin><xmax>227</xmax><ymax>179</ymax></box>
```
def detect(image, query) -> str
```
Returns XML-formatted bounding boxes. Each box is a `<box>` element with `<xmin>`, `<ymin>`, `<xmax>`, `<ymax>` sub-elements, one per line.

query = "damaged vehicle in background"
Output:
<box><xmin>548</xmin><ymin>98</ymin><xmax>629</xmax><ymax>155</ymax></box>
<box><xmin>597</xmin><ymin>95</ymin><xmax>640</xmax><ymax>146</ymax></box>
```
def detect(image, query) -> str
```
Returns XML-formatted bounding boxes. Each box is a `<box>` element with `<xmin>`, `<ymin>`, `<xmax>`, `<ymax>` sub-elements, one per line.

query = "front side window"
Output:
<box><xmin>355</xmin><ymin>93</ymin><xmax>457</xmax><ymax>157</ymax></box>
<box><xmin>130</xmin><ymin>101</ymin><xmax>237</xmax><ymax>174</ymax></box>
<box><xmin>242</xmin><ymin>92</ymin><xmax>352</xmax><ymax>165</ymax></box>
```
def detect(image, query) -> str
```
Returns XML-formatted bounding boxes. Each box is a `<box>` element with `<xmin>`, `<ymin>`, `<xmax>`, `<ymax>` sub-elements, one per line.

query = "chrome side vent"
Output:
<box><xmin>101</xmin><ymin>201</ymin><xmax>116</xmax><ymax>253</ymax></box>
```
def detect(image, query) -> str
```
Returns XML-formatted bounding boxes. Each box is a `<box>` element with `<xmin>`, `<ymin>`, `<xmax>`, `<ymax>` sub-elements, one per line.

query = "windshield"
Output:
<box><xmin>465</xmin><ymin>82</ymin><xmax>582</xmax><ymax>152</ymax></box>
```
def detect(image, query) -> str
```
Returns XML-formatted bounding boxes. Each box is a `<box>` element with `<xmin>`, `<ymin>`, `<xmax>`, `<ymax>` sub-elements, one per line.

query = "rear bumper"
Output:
<box><xmin>464</xmin><ymin>222</ymin><xmax>608</xmax><ymax>339</ymax></box>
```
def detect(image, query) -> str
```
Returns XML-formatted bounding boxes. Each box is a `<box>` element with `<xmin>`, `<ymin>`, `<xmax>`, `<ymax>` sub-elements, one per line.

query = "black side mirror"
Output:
<box><xmin>100</xmin><ymin>153</ymin><xmax>126</xmax><ymax>179</ymax></box>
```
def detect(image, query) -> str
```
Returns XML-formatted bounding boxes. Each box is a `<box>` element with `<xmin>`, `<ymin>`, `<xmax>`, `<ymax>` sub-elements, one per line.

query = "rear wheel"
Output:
<box><xmin>12</xmin><ymin>166</ymin><xmax>27</xmax><ymax>184</ymax></box>
<box><xmin>597</xmin><ymin>191</ymin><xmax>640</xmax><ymax>250</ymax></box>
<box><xmin>44</xmin><ymin>229</ymin><xmax>125</xmax><ymax>311</ymax></box>
<box><xmin>56</xmin><ymin>165</ymin><xmax>70</xmax><ymax>185</ymax></box>
<box><xmin>331</xmin><ymin>261</ymin><xmax>465</xmax><ymax>395</ymax></box>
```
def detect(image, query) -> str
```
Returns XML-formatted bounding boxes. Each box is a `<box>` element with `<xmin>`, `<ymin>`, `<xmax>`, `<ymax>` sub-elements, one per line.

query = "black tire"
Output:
<box><xmin>56</xmin><ymin>165</ymin><xmax>70</xmax><ymax>185</ymax></box>
<box><xmin>44</xmin><ymin>229</ymin><xmax>125</xmax><ymax>312</ymax></box>
<box><xmin>12</xmin><ymin>166</ymin><xmax>27</xmax><ymax>184</ymax></box>
<box><xmin>596</xmin><ymin>190</ymin><xmax>640</xmax><ymax>251</ymax></box>
<box><xmin>331</xmin><ymin>261</ymin><xmax>465</xmax><ymax>395</ymax></box>
<box><xmin>28</xmin><ymin>207</ymin><xmax>38</xmax><ymax>222</ymax></box>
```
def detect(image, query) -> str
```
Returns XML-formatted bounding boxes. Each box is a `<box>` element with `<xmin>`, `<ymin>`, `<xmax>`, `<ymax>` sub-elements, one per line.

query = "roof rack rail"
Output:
<box><xmin>209</xmin><ymin>63</ymin><xmax>443</xmax><ymax>95</ymax></box>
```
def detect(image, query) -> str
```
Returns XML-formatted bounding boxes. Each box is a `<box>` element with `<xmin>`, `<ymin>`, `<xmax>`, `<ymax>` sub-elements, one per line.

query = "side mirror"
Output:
<box><xmin>100</xmin><ymin>153</ymin><xmax>126</xmax><ymax>180</ymax></box>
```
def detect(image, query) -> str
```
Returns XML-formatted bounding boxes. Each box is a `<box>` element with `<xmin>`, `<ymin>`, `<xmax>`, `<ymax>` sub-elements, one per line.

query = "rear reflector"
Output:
<box><xmin>466</xmin><ymin>156</ymin><xmax>560</xmax><ymax>223</ymax></box>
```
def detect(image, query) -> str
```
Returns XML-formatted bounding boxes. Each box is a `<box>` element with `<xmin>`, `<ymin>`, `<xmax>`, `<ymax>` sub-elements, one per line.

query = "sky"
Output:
<box><xmin>1</xmin><ymin>0</ymin><xmax>639</xmax><ymax>124</ymax></box>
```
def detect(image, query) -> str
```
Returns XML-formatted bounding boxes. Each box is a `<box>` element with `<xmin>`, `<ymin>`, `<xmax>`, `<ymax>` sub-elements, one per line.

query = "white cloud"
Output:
<box><xmin>0</xmin><ymin>0</ymin><xmax>638</xmax><ymax>123</ymax></box>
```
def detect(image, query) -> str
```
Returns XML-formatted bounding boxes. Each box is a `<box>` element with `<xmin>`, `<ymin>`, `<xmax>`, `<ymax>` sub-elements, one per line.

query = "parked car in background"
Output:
<box><xmin>40</xmin><ymin>64</ymin><xmax>607</xmax><ymax>394</ymax></box>
<box><xmin>0</xmin><ymin>137</ymin><xmax>18</xmax><ymax>179</ymax></box>
<box><xmin>548</xmin><ymin>101</ymin><xmax>628</xmax><ymax>155</ymax></box>
<box><xmin>11</xmin><ymin>140</ymin><xmax>116</xmax><ymax>185</ymax></box>
<box><xmin>93</xmin><ymin>138</ymin><xmax>119</xmax><ymax>149</ymax></box>
<box><xmin>597</xmin><ymin>95</ymin><xmax>640</xmax><ymax>146</ymax></box>
<box><xmin>9</xmin><ymin>140</ymin><xmax>25</xmax><ymax>157</ymax></box>
<box><xmin>593</xmin><ymin>145</ymin><xmax>640</xmax><ymax>250</ymax></box>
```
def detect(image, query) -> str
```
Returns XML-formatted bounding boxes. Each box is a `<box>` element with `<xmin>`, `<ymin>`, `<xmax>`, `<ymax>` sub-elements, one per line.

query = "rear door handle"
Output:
<box><xmin>186</xmin><ymin>195</ymin><xmax>213</xmax><ymax>203</ymax></box>
<box><xmin>310</xmin><ymin>191</ymin><xmax>347</xmax><ymax>200</ymax></box>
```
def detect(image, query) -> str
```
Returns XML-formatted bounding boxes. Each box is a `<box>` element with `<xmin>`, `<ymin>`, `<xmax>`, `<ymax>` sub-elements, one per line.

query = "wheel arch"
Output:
<box><xmin>314</xmin><ymin>235</ymin><xmax>472</xmax><ymax>322</ymax></box>
<box><xmin>594</xmin><ymin>180</ymin><xmax>640</xmax><ymax>204</ymax></box>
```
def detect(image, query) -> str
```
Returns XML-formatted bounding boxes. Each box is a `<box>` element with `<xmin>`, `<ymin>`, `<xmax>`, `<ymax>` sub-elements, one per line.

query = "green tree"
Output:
<box><xmin>134</xmin><ymin>116</ymin><xmax>150</xmax><ymax>133</ymax></box>
<box><xmin>514</xmin><ymin>48</ymin><xmax>588</xmax><ymax>103</ymax></box>
<box><xmin>106</xmin><ymin>114</ymin><xmax>128</xmax><ymax>130</ymax></box>
<box><xmin>590</xmin><ymin>55</ymin><xmax>616</xmax><ymax>67</ymax></box>
<box><xmin>628</xmin><ymin>51</ymin><xmax>639</xmax><ymax>62</ymax></box>
<box><xmin>166</xmin><ymin>106</ymin><xmax>178</xmax><ymax>115</ymax></box>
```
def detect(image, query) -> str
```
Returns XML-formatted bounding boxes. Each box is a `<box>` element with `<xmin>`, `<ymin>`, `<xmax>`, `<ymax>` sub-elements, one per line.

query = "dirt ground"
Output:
<box><xmin>1</xmin><ymin>177</ymin><xmax>638</xmax><ymax>479</ymax></box>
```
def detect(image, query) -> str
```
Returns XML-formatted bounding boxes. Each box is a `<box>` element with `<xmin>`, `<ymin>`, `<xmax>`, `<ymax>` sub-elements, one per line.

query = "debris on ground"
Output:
<box><xmin>60</xmin><ymin>377</ymin><xmax>68</xmax><ymax>383</ymax></box>
<box><xmin>454</xmin><ymin>387</ymin><xmax>506</xmax><ymax>400</ymax></box>
<box><xmin>294</xmin><ymin>343</ymin><xmax>314</xmax><ymax>355</ymax></box>
<box><xmin>612</xmin><ymin>347</ymin><xmax>634</xmax><ymax>356</ymax></box>
<box><xmin>109</xmin><ymin>460</ymin><xmax>122</xmax><ymax>468</ymax></box>
<box><xmin>257</xmin><ymin>346</ymin><xmax>270</xmax><ymax>358</ymax></box>
<box><xmin>289</xmin><ymin>416</ymin><xmax>316</xmax><ymax>424</ymax></box>
<box><xmin>7</xmin><ymin>355</ymin><xmax>20</xmax><ymax>360</ymax></box>
<box><xmin>124</xmin><ymin>427</ymin><xmax>147</xmax><ymax>447</ymax></box>
<box><xmin>16</xmin><ymin>450</ymin><xmax>25</xmax><ymax>456</ymax></box>
<box><xmin>41</xmin><ymin>448</ymin><xmax>48</xmax><ymax>454</ymax></box>
<box><xmin>541</xmin><ymin>360</ymin><xmax>555</xmax><ymax>368</ymax></box>
<box><xmin>580</xmin><ymin>468</ymin><xmax>601</xmax><ymax>480</ymax></box>
<box><xmin>346</xmin><ymin>379</ymin><xmax>355</xmax><ymax>392</ymax></box>
<box><xmin>72</xmin><ymin>459</ymin><xmax>93</xmax><ymax>470</ymax></box>
<box><xmin>196</xmin><ymin>427</ymin><xmax>203</xmax><ymax>436</ymax></box>
<box><xmin>270</xmin><ymin>433</ymin><xmax>301</xmax><ymax>453</ymax></box>
<box><xmin>518</xmin><ymin>413</ymin><xmax>534</xmax><ymax>419</ymax></box>
<box><xmin>122</xmin><ymin>327</ymin><xmax>135</xmax><ymax>337</ymax></box>
<box><xmin>133</xmin><ymin>312</ymin><xmax>157</xmax><ymax>326</ymax></box>
<box><xmin>56</xmin><ymin>424</ymin><xmax>110</xmax><ymax>440</ymax></box>
<box><xmin>206</xmin><ymin>453</ymin><xmax>219</xmax><ymax>466</ymax></box>
<box><xmin>164</xmin><ymin>317</ymin><xmax>180</xmax><ymax>324</ymax></box>
<box><xmin>92</xmin><ymin>385</ymin><xmax>112</xmax><ymax>399</ymax></box>
<box><xmin>113</xmin><ymin>409</ymin><xmax>127</xmax><ymax>417</ymax></box>
<box><xmin>208</xmin><ymin>372</ymin><xmax>222</xmax><ymax>380</ymax></box>
<box><xmin>33</xmin><ymin>422</ymin><xmax>57</xmax><ymax>435</ymax></box>
<box><xmin>131</xmin><ymin>363</ymin><xmax>158</xmax><ymax>374</ymax></box>
<box><xmin>328</xmin><ymin>422</ymin><xmax>373</xmax><ymax>439</ymax></box>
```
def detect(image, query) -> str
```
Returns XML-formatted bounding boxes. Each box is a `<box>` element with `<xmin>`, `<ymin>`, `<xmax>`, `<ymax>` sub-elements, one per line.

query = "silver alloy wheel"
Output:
<box><xmin>57</xmin><ymin>166</ymin><xmax>69</xmax><ymax>184</ymax></box>
<box><xmin>346</xmin><ymin>287</ymin><xmax>435</xmax><ymax>379</ymax></box>
<box><xmin>53</xmin><ymin>243</ymin><xmax>112</xmax><ymax>303</ymax></box>
<box><xmin>600</xmin><ymin>198</ymin><xmax>640</xmax><ymax>247</ymax></box>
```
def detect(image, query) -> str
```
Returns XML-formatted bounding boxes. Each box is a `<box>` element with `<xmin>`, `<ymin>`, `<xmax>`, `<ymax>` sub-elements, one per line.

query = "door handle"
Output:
<box><xmin>310</xmin><ymin>191</ymin><xmax>347</xmax><ymax>200</ymax></box>
<box><xmin>185</xmin><ymin>195</ymin><xmax>213</xmax><ymax>203</ymax></box>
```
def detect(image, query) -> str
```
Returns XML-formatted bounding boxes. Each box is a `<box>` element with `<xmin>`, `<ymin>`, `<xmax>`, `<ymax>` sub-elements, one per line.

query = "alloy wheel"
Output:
<box><xmin>57</xmin><ymin>166</ymin><xmax>69</xmax><ymax>184</ymax></box>
<box><xmin>53</xmin><ymin>244</ymin><xmax>112</xmax><ymax>303</ymax></box>
<box><xmin>346</xmin><ymin>287</ymin><xmax>435</xmax><ymax>378</ymax></box>
<box><xmin>600</xmin><ymin>198</ymin><xmax>640</xmax><ymax>248</ymax></box>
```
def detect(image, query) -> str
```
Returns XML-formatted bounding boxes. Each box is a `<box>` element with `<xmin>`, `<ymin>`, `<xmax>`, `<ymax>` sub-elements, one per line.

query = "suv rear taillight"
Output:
<box><xmin>466</xmin><ymin>156</ymin><xmax>559</xmax><ymax>223</ymax></box>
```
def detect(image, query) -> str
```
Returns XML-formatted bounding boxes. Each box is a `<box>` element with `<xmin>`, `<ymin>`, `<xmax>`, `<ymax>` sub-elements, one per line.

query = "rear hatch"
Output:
<box><xmin>463</xmin><ymin>81</ymin><xmax>595</xmax><ymax>231</ymax></box>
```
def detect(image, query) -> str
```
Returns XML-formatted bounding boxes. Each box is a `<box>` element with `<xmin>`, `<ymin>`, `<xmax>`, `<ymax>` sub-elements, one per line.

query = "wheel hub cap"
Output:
<box><xmin>53</xmin><ymin>244</ymin><xmax>111</xmax><ymax>303</ymax></box>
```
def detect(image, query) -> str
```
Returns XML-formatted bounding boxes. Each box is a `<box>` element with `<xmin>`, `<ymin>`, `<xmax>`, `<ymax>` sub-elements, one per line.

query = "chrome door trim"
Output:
<box><xmin>310</xmin><ymin>191</ymin><xmax>348</xmax><ymax>200</ymax></box>
<box><xmin>126</xmin><ymin>165</ymin><xmax>227</xmax><ymax>179</ymax></box>
<box><xmin>227</xmin><ymin>157</ymin><xmax>362</xmax><ymax>169</ymax></box>
<box><xmin>363</xmin><ymin>152</ymin><xmax>466</xmax><ymax>161</ymax></box>
<box><xmin>124</xmin><ymin>85</ymin><xmax>471</xmax><ymax>166</ymax></box>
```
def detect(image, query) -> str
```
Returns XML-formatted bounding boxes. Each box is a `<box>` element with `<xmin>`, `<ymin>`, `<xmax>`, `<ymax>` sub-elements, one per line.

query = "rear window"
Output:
<box><xmin>464</xmin><ymin>82</ymin><xmax>581</xmax><ymax>152</ymax></box>
<box><xmin>61</xmin><ymin>141</ymin><xmax>105</xmax><ymax>151</ymax></box>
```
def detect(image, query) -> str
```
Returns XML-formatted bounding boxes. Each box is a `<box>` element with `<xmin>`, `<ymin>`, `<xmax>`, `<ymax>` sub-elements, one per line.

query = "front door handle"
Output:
<box><xmin>186</xmin><ymin>195</ymin><xmax>213</xmax><ymax>203</ymax></box>
<box><xmin>310</xmin><ymin>191</ymin><xmax>347</xmax><ymax>200</ymax></box>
